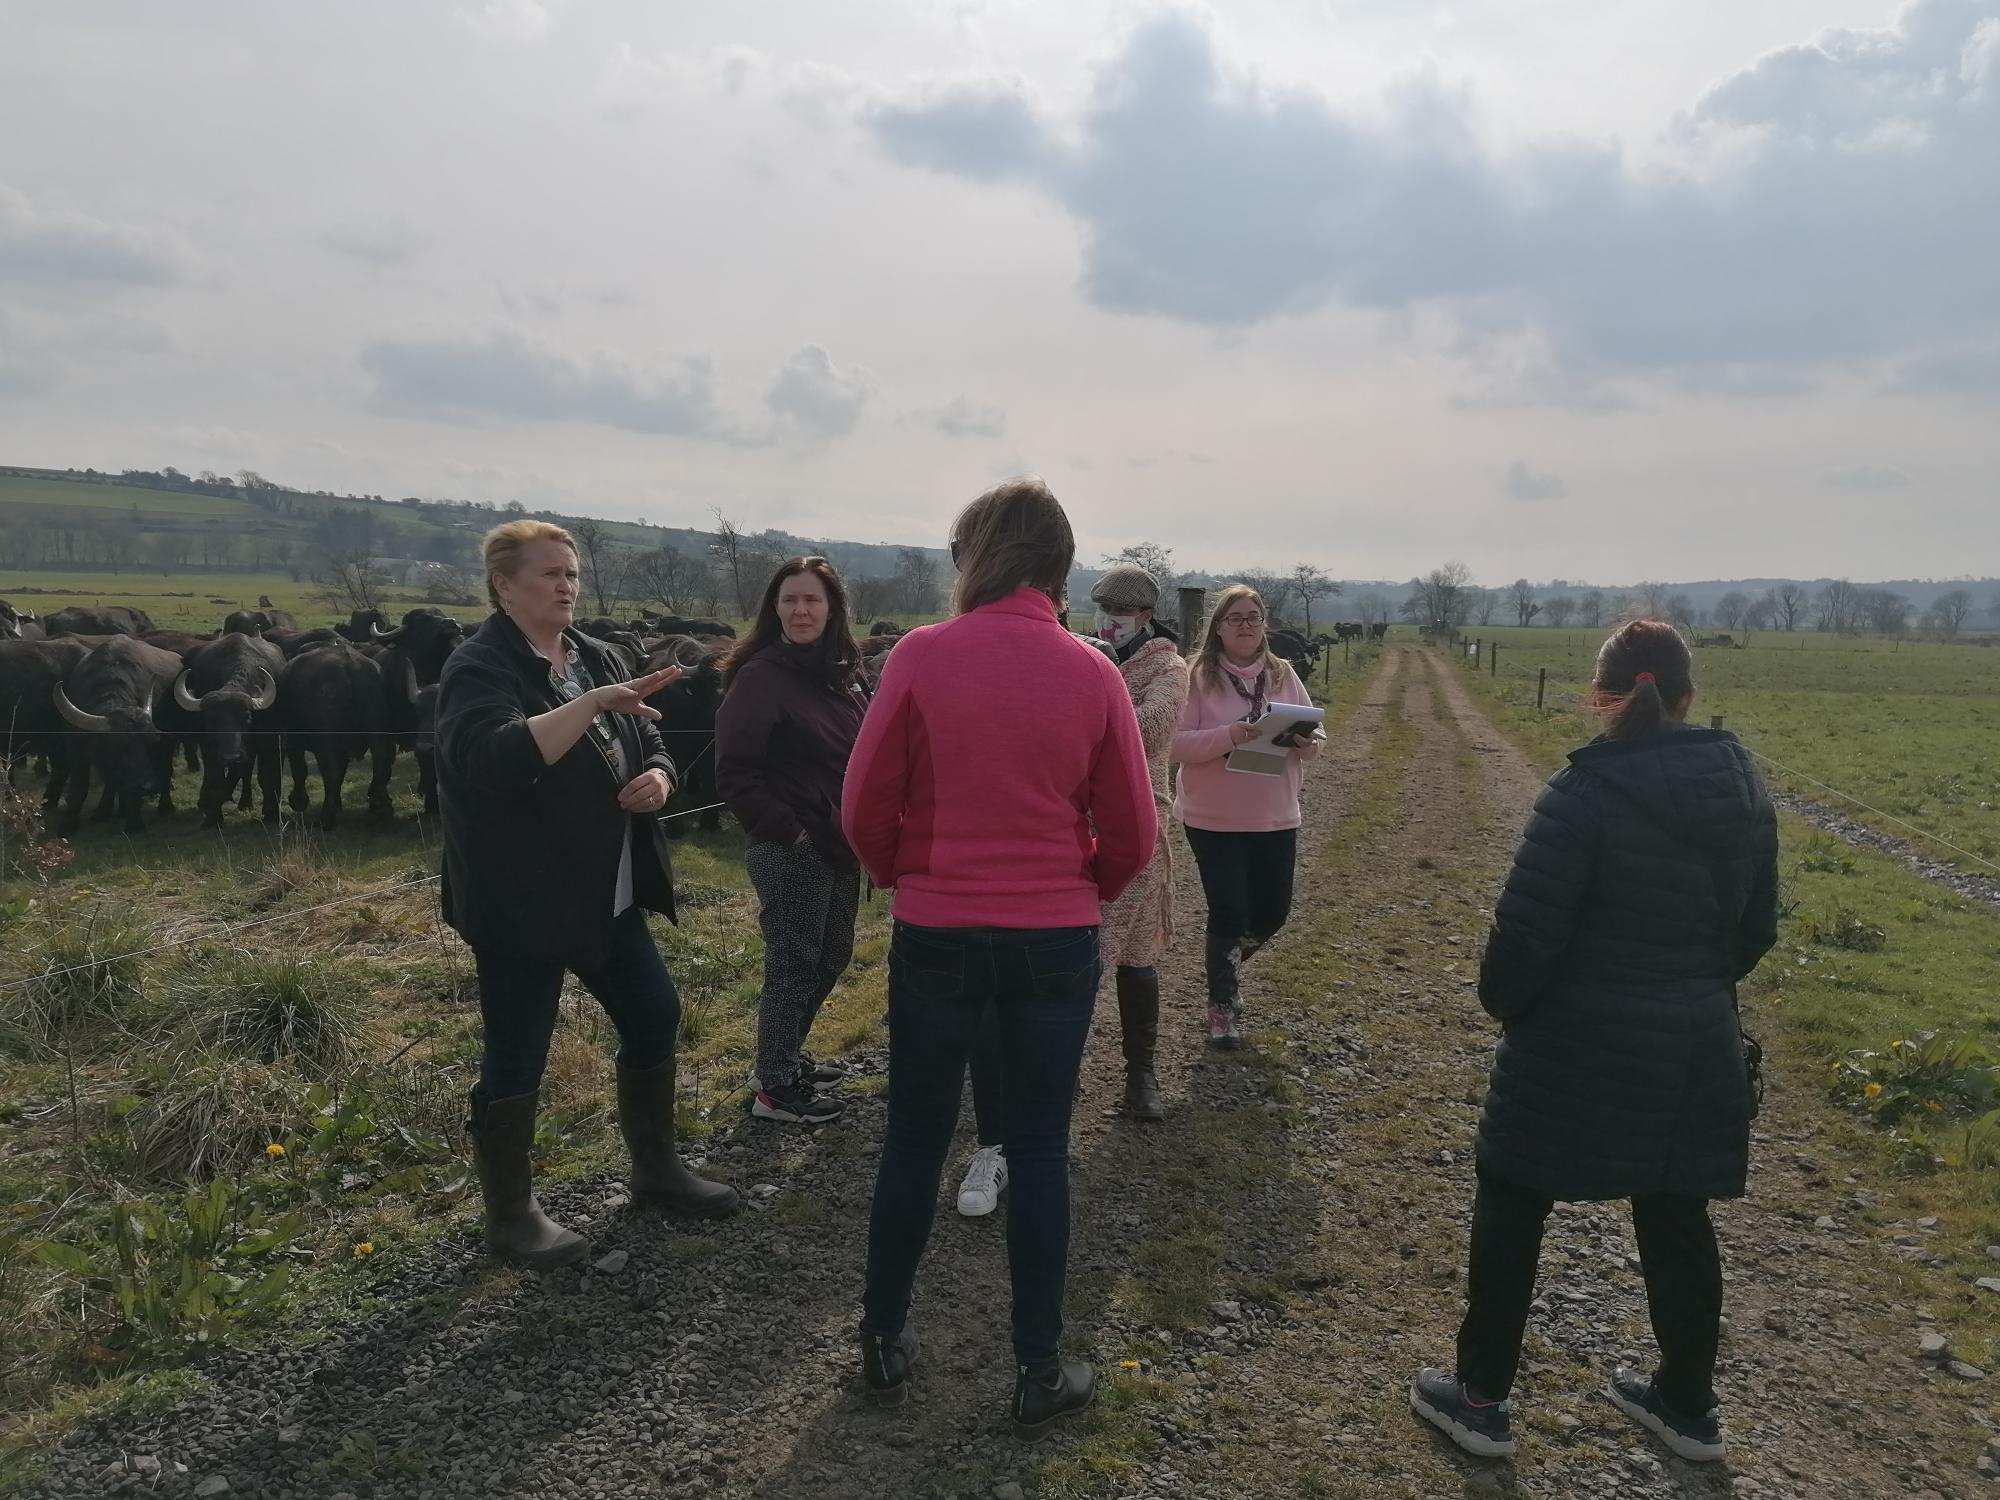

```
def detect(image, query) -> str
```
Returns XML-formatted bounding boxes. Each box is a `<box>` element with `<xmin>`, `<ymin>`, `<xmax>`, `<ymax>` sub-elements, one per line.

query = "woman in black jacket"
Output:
<box><xmin>714</xmin><ymin>556</ymin><xmax>868</xmax><ymax>1127</ymax></box>
<box><xmin>1412</xmin><ymin>620</ymin><xmax>1778</xmax><ymax>1464</ymax></box>
<box><xmin>437</xmin><ymin>521</ymin><xmax>738</xmax><ymax>1269</ymax></box>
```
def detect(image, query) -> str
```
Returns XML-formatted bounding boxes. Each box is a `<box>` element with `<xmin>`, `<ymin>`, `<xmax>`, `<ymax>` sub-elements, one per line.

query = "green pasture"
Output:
<box><xmin>0</xmin><ymin>571</ymin><xmax>489</xmax><ymax>632</ymax></box>
<box><xmin>1461</xmin><ymin>625</ymin><xmax>2000</xmax><ymax>864</ymax></box>
<box><xmin>0</xmin><ymin>475</ymin><xmax>251</xmax><ymax>519</ymax></box>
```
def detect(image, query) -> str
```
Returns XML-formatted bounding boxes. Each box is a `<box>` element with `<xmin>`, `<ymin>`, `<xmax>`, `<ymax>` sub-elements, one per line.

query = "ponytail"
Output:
<box><xmin>1592</xmin><ymin>622</ymin><xmax>1691</xmax><ymax>740</ymax></box>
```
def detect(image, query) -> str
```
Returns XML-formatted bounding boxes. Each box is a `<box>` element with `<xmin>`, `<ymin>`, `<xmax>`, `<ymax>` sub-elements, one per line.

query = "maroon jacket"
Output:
<box><xmin>715</xmin><ymin>641</ymin><xmax>868</xmax><ymax>863</ymax></box>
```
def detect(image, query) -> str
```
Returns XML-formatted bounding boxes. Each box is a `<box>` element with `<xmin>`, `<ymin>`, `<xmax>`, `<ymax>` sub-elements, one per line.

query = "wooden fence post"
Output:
<box><xmin>1537</xmin><ymin>667</ymin><xmax>1546</xmax><ymax>711</ymax></box>
<box><xmin>1177</xmin><ymin>587</ymin><xmax>1206</xmax><ymax>658</ymax></box>
<box><xmin>1490</xmin><ymin>642</ymin><xmax>1498</xmax><ymax>677</ymax></box>
<box><xmin>1710</xmin><ymin>714</ymin><xmax>1727</xmax><ymax>730</ymax></box>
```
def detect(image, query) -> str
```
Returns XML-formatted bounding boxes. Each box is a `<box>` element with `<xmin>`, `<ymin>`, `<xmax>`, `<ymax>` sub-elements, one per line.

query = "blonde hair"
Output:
<box><xmin>948</xmin><ymin>477</ymin><xmax>1075</xmax><ymax>614</ymax></box>
<box><xmin>1194</xmin><ymin>583</ymin><xmax>1285</xmax><ymax>689</ymax></box>
<box><xmin>482</xmin><ymin>520</ymin><xmax>577</xmax><ymax>613</ymax></box>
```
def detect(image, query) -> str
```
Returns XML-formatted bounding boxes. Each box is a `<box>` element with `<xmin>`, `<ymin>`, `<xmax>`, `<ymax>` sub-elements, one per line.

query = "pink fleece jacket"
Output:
<box><xmin>1170</xmin><ymin>657</ymin><xmax>1322</xmax><ymax>832</ymax></box>
<box><xmin>841</xmin><ymin>587</ymin><xmax>1157</xmax><ymax>929</ymax></box>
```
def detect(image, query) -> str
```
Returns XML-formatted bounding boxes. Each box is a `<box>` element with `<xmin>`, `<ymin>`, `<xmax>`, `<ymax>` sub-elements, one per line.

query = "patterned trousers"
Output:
<box><xmin>745</xmin><ymin>839</ymin><xmax>861</xmax><ymax>1088</ymax></box>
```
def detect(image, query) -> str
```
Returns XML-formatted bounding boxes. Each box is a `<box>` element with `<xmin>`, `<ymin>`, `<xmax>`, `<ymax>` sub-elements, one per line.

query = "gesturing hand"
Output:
<box><xmin>591</xmin><ymin>667</ymin><xmax>681</xmax><ymax>720</ymax></box>
<box><xmin>618</xmin><ymin>768</ymin><xmax>675</xmax><ymax>813</ymax></box>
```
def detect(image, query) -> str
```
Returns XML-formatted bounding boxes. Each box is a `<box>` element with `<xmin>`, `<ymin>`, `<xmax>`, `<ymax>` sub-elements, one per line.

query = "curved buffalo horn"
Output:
<box><xmin>249</xmin><ymin>667</ymin><xmax>279</xmax><ymax>712</ymax></box>
<box><xmin>51</xmin><ymin>682</ymin><xmax>110</xmax><ymax>732</ymax></box>
<box><xmin>403</xmin><ymin>657</ymin><xmax>420</xmax><ymax>707</ymax></box>
<box><xmin>173</xmin><ymin>669</ymin><xmax>205</xmax><ymax>713</ymax></box>
<box><xmin>369</xmin><ymin>621</ymin><xmax>403</xmax><ymax>641</ymax></box>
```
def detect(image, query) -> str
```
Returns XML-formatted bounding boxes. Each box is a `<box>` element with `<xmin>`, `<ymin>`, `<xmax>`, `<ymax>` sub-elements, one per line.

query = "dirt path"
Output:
<box><xmin>23</xmin><ymin>646</ymin><xmax>1993</xmax><ymax>1499</ymax></box>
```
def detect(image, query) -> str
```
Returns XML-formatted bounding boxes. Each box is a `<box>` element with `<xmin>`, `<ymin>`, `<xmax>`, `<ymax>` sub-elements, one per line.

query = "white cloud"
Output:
<box><xmin>765</xmin><ymin>344</ymin><xmax>868</xmax><ymax>438</ymax></box>
<box><xmin>318</xmin><ymin>217</ymin><xmax>428</xmax><ymax>268</ymax></box>
<box><xmin>859</xmin><ymin>3</ymin><xmax>2000</xmax><ymax>384</ymax></box>
<box><xmin>1501</xmin><ymin>460</ymin><xmax>1567</xmax><ymax>500</ymax></box>
<box><xmin>453</xmin><ymin>0</ymin><xmax>560</xmax><ymax>45</ymax></box>
<box><xmin>910</xmin><ymin>396</ymin><xmax>1007</xmax><ymax>437</ymax></box>
<box><xmin>361</xmin><ymin>329</ymin><xmax>734</xmax><ymax>439</ymax></box>
<box><xmin>0</xmin><ymin>182</ymin><xmax>188</xmax><ymax>291</ymax></box>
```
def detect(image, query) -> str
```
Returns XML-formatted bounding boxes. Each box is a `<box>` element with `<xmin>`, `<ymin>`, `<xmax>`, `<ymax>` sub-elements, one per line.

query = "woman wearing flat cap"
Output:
<box><xmin>1087</xmin><ymin>563</ymin><xmax>1191</xmax><ymax>1118</ymax></box>
<box><xmin>436</xmin><ymin>519</ymin><xmax>739</xmax><ymax>1269</ymax></box>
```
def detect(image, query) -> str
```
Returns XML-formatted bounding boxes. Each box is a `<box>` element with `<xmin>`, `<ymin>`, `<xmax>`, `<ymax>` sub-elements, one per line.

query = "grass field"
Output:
<box><xmin>0</xmin><ymin>476</ymin><xmax>252</xmax><ymax>518</ymax></box>
<box><xmin>0</xmin><ymin>571</ymin><xmax>493</xmax><ymax>632</ymax></box>
<box><xmin>1462</xmin><ymin>625</ymin><xmax>2000</xmax><ymax>865</ymax></box>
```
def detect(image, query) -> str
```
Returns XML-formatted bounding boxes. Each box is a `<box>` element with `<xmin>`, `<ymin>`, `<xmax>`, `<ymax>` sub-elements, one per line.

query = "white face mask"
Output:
<box><xmin>1095</xmin><ymin>612</ymin><xmax>1141</xmax><ymax>645</ymax></box>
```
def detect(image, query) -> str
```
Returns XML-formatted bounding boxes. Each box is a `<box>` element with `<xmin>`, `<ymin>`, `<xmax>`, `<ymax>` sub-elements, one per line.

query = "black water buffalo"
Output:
<box><xmin>367</xmin><ymin>608</ymin><xmax>464</xmax><ymax>686</ymax></box>
<box><xmin>49</xmin><ymin>637</ymin><xmax>181</xmax><ymax>833</ymax></box>
<box><xmin>171</xmin><ymin>633</ymin><xmax>284</xmax><ymax>826</ymax></box>
<box><xmin>0</xmin><ymin>600</ymin><xmax>42</xmax><ymax>640</ymax></box>
<box><xmin>282</xmin><ymin>643</ymin><xmax>396</xmax><ymax>829</ymax></box>
<box><xmin>642</xmin><ymin>614</ymin><xmax>735</xmax><ymax>639</ymax></box>
<box><xmin>1369</xmin><ymin>622</ymin><xmax>1389</xmax><ymax>641</ymax></box>
<box><xmin>1333</xmin><ymin>622</ymin><xmax>1364</xmax><ymax>642</ymax></box>
<box><xmin>269</xmin><ymin>627</ymin><xmax>345</xmax><ymax>658</ymax></box>
<box><xmin>0</xmin><ymin>639</ymin><xmax>89</xmax><ymax>801</ymax></box>
<box><xmin>1268</xmin><ymin>627</ymin><xmax>1318</xmax><ymax>679</ymax></box>
<box><xmin>332</xmin><ymin>609</ymin><xmax>390</xmax><ymax>643</ymax></box>
<box><xmin>46</xmin><ymin>604</ymin><xmax>156</xmax><ymax>637</ymax></box>
<box><xmin>868</xmin><ymin>620</ymin><xmax>905</xmax><ymax>638</ymax></box>
<box><xmin>222</xmin><ymin>607</ymin><xmax>297</xmax><ymax>637</ymax></box>
<box><xmin>641</xmin><ymin>654</ymin><xmax>723</xmax><ymax>836</ymax></box>
<box><xmin>140</xmin><ymin>630</ymin><xmax>219</xmax><ymax>662</ymax></box>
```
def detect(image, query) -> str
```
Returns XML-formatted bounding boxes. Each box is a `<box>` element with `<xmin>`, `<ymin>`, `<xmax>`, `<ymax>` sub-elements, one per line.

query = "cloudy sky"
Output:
<box><xmin>1</xmin><ymin>0</ymin><xmax>1994</xmax><ymax>582</ymax></box>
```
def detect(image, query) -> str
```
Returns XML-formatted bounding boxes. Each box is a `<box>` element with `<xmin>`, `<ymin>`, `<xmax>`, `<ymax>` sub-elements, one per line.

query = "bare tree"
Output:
<box><xmin>1236</xmin><ymin>570</ymin><xmax>1294</xmax><ymax>624</ymax></box>
<box><xmin>1508</xmin><ymin>578</ymin><xmax>1541</xmax><ymax>626</ymax></box>
<box><xmin>1664</xmin><ymin>594</ymin><xmax>1695</xmax><ymax>631</ymax></box>
<box><xmin>1403</xmin><ymin>561</ymin><xmax>1476</xmax><ymax>635</ymax></box>
<box><xmin>317</xmin><ymin>543</ymin><xmax>383</xmax><ymax>613</ymax></box>
<box><xmin>1744</xmin><ymin>592</ymin><xmax>1776</xmax><ymax>631</ymax></box>
<box><xmin>626</xmin><ymin>547</ymin><xmax>707</xmax><ymax>613</ymax></box>
<box><xmin>1100</xmin><ymin>542</ymin><xmax>1179</xmax><ymax>591</ymax></box>
<box><xmin>1542</xmin><ymin>594</ymin><xmax>1577</xmax><ymax>628</ymax></box>
<box><xmin>848</xmin><ymin>575</ymin><xmax>897</xmax><ymax>624</ymax></box>
<box><xmin>1473</xmin><ymin>587</ymin><xmax>1499</xmax><ymax>627</ymax></box>
<box><xmin>1932</xmin><ymin>588</ymin><xmax>1974</xmax><ymax>638</ymax></box>
<box><xmin>1714</xmin><ymin>591</ymin><xmax>1751</xmax><ymax>631</ymax></box>
<box><xmin>894</xmin><ymin>547</ymin><xmax>943</xmax><ymax>614</ymax></box>
<box><xmin>1861</xmin><ymin>588</ymin><xmax>1912</xmax><ymax>636</ymax></box>
<box><xmin>709</xmin><ymin>512</ymin><xmax>772</xmax><ymax>615</ymax></box>
<box><xmin>568</xmin><ymin>518</ymin><xmax>626</xmax><ymax>615</ymax></box>
<box><xmin>1352</xmin><ymin>590</ymin><xmax>1392</xmax><ymax>626</ymax></box>
<box><xmin>1577</xmin><ymin>589</ymin><xmax>1605</xmax><ymax>628</ymax></box>
<box><xmin>1632</xmin><ymin>581</ymin><xmax>1669</xmax><ymax>618</ymax></box>
<box><xmin>1290</xmin><ymin>564</ymin><xmax>1339</xmax><ymax>633</ymax></box>
<box><xmin>1771</xmin><ymin>581</ymin><xmax>1808</xmax><ymax>631</ymax></box>
<box><xmin>1814</xmin><ymin>579</ymin><xmax>1861</xmax><ymax>634</ymax></box>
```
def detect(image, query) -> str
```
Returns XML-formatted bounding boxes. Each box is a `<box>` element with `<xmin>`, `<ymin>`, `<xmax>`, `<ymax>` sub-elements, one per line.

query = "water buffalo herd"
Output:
<box><xmin>0</xmin><ymin>603</ymin><xmax>737</xmax><ymax>838</ymax></box>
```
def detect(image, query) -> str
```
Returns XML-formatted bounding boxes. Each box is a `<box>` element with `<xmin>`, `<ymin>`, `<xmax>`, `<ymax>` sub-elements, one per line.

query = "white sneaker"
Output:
<box><xmin>956</xmin><ymin>1145</ymin><xmax>1007</xmax><ymax>1217</ymax></box>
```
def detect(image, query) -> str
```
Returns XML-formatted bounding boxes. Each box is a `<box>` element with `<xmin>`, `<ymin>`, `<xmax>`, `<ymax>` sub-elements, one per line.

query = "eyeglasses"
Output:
<box><xmin>1221</xmin><ymin>613</ymin><xmax>1264</xmax><ymax>627</ymax></box>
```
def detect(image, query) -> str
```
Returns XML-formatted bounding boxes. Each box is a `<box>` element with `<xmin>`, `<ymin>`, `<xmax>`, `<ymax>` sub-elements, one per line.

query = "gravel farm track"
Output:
<box><xmin>19</xmin><ymin>645</ymin><xmax>1996</xmax><ymax>1500</ymax></box>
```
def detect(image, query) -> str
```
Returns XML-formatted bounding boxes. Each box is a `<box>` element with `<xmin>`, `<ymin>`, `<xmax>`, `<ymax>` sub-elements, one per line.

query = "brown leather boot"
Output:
<box><xmin>1116</xmin><ymin>968</ymin><xmax>1165</xmax><ymax>1120</ymax></box>
<box><xmin>616</xmin><ymin>1058</ymin><xmax>741</xmax><ymax>1218</ymax></box>
<box><xmin>467</xmin><ymin>1088</ymin><xmax>589</xmax><ymax>1269</ymax></box>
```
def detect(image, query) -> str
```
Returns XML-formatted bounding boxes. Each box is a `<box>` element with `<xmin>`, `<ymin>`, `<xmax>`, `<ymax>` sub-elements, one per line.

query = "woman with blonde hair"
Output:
<box><xmin>1169</xmin><ymin>584</ymin><xmax>1321</xmax><ymax>1049</ymax></box>
<box><xmin>436</xmin><ymin>520</ymin><xmax>738</xmax><ymax>1269</ymax></box>
<box><xmin>843</xmin><ymin>477</ymin><xmax>1155</xmax><ymax>1435</ymax></box>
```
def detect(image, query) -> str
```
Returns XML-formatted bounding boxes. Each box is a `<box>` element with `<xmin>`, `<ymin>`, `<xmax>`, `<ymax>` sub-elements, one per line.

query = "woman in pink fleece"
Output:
<box><xmin>1170</xmin><ymin>583</ymin><xmax>1322</xmax><ymax>1048</ymax></box>
<box><xmin>842</xmin><ymin>477</ymin><xmax>1156</xmax><ymax>1436</ymax></box>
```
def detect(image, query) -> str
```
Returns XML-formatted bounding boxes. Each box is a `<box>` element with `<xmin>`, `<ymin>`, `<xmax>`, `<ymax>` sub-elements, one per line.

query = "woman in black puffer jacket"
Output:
<box><xmin>1412</xmin><ymin>620</ymin><xmax>1778</xmax><ymax>1466</ymax></box>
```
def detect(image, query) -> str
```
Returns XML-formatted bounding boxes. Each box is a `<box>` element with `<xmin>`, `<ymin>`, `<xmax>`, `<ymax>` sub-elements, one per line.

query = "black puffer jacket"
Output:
<box><xmin>1475</xmin><ymin>724</ymin><xmax>1778</xmax><ymax>1202</ymax></box>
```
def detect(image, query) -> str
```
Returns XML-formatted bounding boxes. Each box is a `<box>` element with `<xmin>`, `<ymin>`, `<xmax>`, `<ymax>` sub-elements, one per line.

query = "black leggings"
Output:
<box><xmin>1184</xmin><ymin>825</ymin><xmax>1298</xmax><ymax>1008</ymax></box>
<box><xmin>1457</xmin><ymin>1165</ymin><xmax>1723</xmax><ymax>1417</ymax></box>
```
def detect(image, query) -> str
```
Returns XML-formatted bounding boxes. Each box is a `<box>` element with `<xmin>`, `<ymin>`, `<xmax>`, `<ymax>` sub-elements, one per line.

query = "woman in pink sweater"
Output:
<box><xmin>1170</xmin><ymin>584</ymin><xmax>1322</xmax><ymax>1048</ymax></box>
<box><xmin>842</xmin><ymin>477</ymin><xmax>1155</xmax><ymax>1436</ymax></box>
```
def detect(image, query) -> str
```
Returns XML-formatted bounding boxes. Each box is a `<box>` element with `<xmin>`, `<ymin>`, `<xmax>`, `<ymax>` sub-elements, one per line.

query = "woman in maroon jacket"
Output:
<box><xmin>715</xmin><ymin>557</ymin><xmax>869</xmax><ymax>1127</ymax></box>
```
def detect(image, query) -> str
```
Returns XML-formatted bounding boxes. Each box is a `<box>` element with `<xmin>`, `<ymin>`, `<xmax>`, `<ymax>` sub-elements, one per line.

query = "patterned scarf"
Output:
<box><xmin>1223</xmin><ymin>659</ymin><xmax>1268</xmax><ymax>722</ymax></box>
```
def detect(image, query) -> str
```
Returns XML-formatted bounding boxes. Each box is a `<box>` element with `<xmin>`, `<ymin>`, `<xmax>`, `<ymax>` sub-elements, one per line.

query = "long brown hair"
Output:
<box><xmin>949</xmin><ymin>477</ymin><xmax>1075</xmax><ymax>614</ymax></box>
<box><xmin>723</xmin><ymin>556</ymin><xmax>861</xmax><ymax>688</ymax></box>
<box><xmin>1193</xmin><ymin>583</ymin><xmax>1284</xmax><ymax>690</ymax></box>
<box><xmin>1590</xmin><ymin>619</ymin><xmax>1693</xmax><ymax>739</ymax></box>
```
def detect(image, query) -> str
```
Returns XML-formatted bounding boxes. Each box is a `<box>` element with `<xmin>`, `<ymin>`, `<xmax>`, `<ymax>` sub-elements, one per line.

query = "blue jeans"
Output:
<box><xmin>862</xmin><ymin>922</ymin><xmax>1100</xmax><ymax>1365</ymax></box>
<box><xmin>472</xmin><ymin>907</ymin><xmax>681</xmax><ymax>1099</ymax></box>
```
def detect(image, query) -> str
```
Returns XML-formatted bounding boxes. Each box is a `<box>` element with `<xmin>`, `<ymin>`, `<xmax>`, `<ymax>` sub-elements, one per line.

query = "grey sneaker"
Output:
<box><xmin>1606</xmin><ymin>1366</ymin><xmax>1725</xmax><ymax>1462</ymax></box>
<box><xmin>1410</xmin><ymin>1368</ymin><xmax>1517</xmax><ymax>1458</ymax></box>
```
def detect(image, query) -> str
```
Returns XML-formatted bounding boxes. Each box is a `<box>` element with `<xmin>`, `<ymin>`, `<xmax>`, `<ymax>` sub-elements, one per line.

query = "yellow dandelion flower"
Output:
<box><xmin>353</xmin><ymin>1241</ymin><xmax>376</xmax><ymax>1257</ymax></box>
<box><xmin>1892</xmin><ymin>1039</ymin><xmax>1906</xmax><ymax>1050</ymax></box>
<box><xmin>264</xmin><ymin>1143</ymin><xmax>286</xmax><ymax>1158</ymax></box>
<box><xmin>1119</xmin><ymin>1360</ymin><xmax>1141</xmax><ymax>1370</ymax></box>
<box><xmin>1864</xmin><ymin>1083</ymin><xmax>1883</xmax><ymax>1098</ymax></box>
<box><xmin>1926</xmin><ymin>1100</ymin><xmax>1943</xmax><ymax>1112</ymax></box>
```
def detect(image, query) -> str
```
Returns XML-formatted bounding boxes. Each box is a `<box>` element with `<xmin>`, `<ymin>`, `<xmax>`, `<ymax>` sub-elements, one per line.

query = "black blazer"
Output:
<box><xmin>436</xmin><ymin>612</ymin><xmax>679</xmax><ymax>965</ymax></box>
<box><xmin>1474</xmin><ymin>724</ymin><xmax>1778</xmax><ymax>1202</ymax></box>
